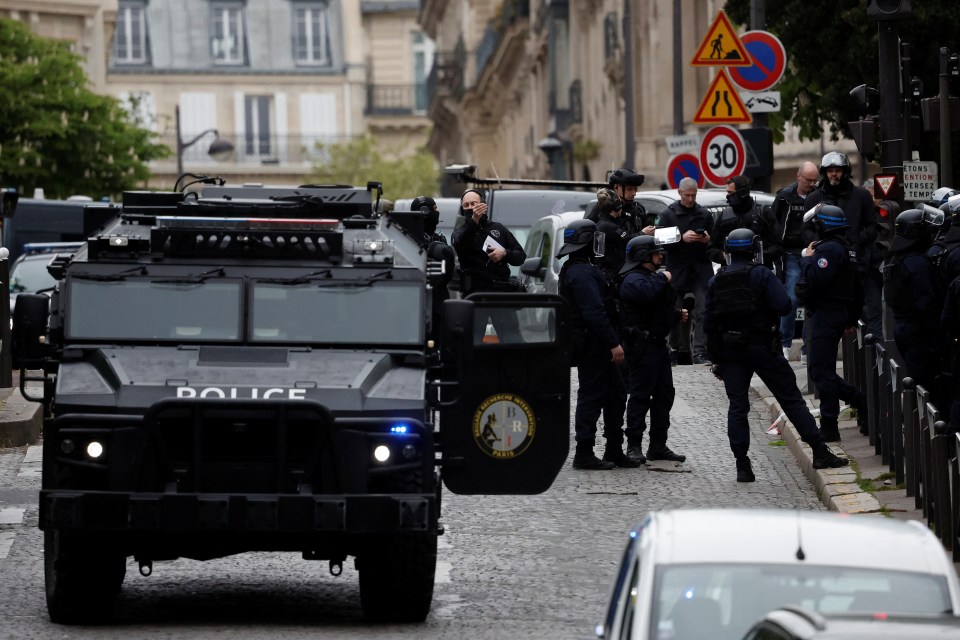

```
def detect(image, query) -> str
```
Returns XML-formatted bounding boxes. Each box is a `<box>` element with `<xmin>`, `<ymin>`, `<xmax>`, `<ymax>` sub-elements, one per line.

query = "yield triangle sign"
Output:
<box><xmin>691</xmin><ymin>10</ymin><xmax>752</xmax><ymax>67</ymax></box>
<box><xmin>875</xmin><ymin>174</ymin><xmax>896</xmax><ymax>197</ymax></box>
<box><xmin>693</xmin><ymin>70</ymin><xmax>753</xmax><ymax>125</ymax></box>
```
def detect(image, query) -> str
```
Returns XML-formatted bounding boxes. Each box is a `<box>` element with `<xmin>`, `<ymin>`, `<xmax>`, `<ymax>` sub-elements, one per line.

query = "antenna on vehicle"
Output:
<box><xmin>490</xmin><ymin>162</ymin><xmax>503</xmax><ymax>189</ymax></box>
<box><xmin>795</xmin><ymin>512</ymin><xmax>806</xmax><ymax>561</ymax></box>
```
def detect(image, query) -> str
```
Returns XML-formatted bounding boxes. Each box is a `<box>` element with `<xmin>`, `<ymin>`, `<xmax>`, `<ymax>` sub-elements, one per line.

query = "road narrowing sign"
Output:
<box><xmin>693</xmin><ymin>69</ymin><xmax>752</xmax><ymax>125</ymax></box>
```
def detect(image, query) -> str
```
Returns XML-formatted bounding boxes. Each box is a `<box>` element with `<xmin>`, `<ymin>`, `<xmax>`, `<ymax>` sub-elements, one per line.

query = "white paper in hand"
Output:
<box><xmin>482</xmin><ymin>235</ymin><xmax>506</xmax><ymax>253</ymax></box>
<box><xmin>654</xmin><ymin>226</ymin><xmax>681</xmax><ymax>245</ymax></box>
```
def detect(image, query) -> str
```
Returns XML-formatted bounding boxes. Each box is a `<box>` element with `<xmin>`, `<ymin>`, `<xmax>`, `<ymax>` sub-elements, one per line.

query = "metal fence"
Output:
<box><xmin>843</xmin><ymin>326</ymin><xmax>959</xmax><ymax>558</ymax></box>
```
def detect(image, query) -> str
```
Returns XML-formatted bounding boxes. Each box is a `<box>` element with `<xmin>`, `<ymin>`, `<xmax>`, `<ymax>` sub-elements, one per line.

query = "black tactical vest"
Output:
<box><xmin>620</xmin><ymin>270</ymin><xmax>675</xmax><ymax>335</ymax></box>
<box><xmin>883</xmin><ymin>253</ymin><xmax>917</xmax><ymax>315</ymax></box>
<box><xmin>711</xmin><ymin>265</ymin><xmax>774</xmax><ymax>333</ymax></box>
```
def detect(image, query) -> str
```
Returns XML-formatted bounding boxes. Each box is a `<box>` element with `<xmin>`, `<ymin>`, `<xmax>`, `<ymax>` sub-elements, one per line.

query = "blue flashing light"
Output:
<box><xmin>629</xmin><ymin>530</ymin><xmax>638</xmax><ymax>539</ymax></box>
<box><xmin>389</xmin><ymin>424</ymin><xmax>410</xmax><ymax>434</ymax></box>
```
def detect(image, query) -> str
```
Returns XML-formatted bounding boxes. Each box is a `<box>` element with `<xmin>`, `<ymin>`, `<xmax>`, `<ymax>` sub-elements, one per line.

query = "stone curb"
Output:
<box><xmin>0</xmin><ymin>386</ymin><xmax>43</xmax><ymax>448</ymax></box>
<box><xmin>753</xmin><ymin>381</ymin><xmax>882</xmax><ymax>514</ymax></box>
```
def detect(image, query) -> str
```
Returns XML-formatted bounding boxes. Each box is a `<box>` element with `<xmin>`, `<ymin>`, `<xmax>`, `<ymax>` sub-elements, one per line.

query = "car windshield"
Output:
<box><xmin>10</xmin><ymin>256</ymin><xmax>56</xmax><ymax>293</ymax></box>
<box><xmin>652</xmin><ymin>563</ymin><xmax>953</xmax><ymax>640</ymax></box>
<box><xmin>65</xmin><ymin>277</ymin><xmax>424</xmax><ymax>345</ymax></box>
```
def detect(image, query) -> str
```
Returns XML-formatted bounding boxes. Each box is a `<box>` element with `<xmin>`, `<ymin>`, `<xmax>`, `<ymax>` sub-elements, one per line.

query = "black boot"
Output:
<box><xmin>625</xmin><ymin>439</ymin><xmax>647</xmax><ymax>465</ymax></box>
<box><xmin>646</xmin><ymin>443</ymin><xmax>686</xmax><ymax>463</ymax></box>
<box><xmin>813</xmin><ymin>446</ymin><xmax>849</xmax><ymax>469</ymax></box>
<box><xmin>603</xmin><ymin>447</ymin><xmax>642</xmax><ymax>468</ymax></box>
<box><xmin>819</xmin><ymin>417</ymin><xmax>841</xmax><ymax>442</ymax></box>
<box><xmin>736</xmin><ymin>456</ymin><xmax>755</xmax><ymax>482</ymax></box>
<box><xmin>573</xmin><ymin>441</ymin><xmax>615</xmax><ymax>470</ymax></box>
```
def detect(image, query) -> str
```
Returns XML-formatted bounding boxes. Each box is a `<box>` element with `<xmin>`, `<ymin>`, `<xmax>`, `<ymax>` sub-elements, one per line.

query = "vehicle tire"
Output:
<box><xmin>45</xmin><ymin>529</ymin><xmax>125</xmax><ymax>624</ymax></box>
<box><xmin>358</xmin><ymin>530</ymin><xmax>438</xmax><ymax>623</ymax></box>
<box><xmin>359</xmin><ymin>469</ymin><xmax>437</xmax><ymax>622</ymax></box>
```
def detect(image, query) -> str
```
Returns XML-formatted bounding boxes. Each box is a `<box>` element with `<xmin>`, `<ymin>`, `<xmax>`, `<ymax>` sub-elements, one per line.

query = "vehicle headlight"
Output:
<box><xmin>373</xmin><ymin>445</ymin><xmax>391</xmax><ymax>463</ymax></box>
<box><xmin>86</xmin><ymin>441</ymin><xmax>104</xmax><ymax>459</ymax></box>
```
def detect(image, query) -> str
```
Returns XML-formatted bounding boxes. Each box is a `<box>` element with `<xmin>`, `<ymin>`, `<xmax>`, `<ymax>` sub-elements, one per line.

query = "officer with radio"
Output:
<box><xmin>705</xmin><ymin>229</ymin><xmax>848</xmax><ymax>482</ymax></box>
<box><xmin>557</xmin><ymin>219</ymin><xmax>638</xmax><ymax>470</ymax></box>
<box><xmin>619</xmin><ymin>235</ymin><xmax>686</xmax><ymax>464</ymax></box>
<box><xmin>801</xmin><ymin>204</ymin><xmax>866</xmax><ymax>442</ymax></box>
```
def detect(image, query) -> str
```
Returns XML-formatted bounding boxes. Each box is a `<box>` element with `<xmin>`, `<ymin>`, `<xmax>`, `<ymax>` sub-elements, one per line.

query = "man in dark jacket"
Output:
<box><xmin>708</xmin><ymin>175</ymin><xmax>780</xmax><ymax>270</ymax></box>
<box><xmin>770</xmin><ymin>161</ymin><xmax>820</xmax><ymax>359</ymax></box>
<box><xmin>802</xmin><ymin>151</ymin><xmax>878</xmax><ymax>262</ymax></box>
<box><xmin>452</xmin><ymin>189</ymin><xmax>527</xmax><ymax>343</ymax></box>
<box><xmin>705</xmin><ymin>229</ymin><xmax>848</xmax><ymax>482</ymax></box>
<box><xmin>587</xmin><ymin>167</ymin><xmax>653</xmax><ymax>234</ymax></box>
<box><xmin>801</xmin><ymin>204</ymin><xmax>867</xmax><ymax>442</ymax></box>
<box><xmin>557</xmin><ymin>219</ymin><xmax>638</xmax><ymax>470</ymax></box>
<box><xmin>658</xmin><ymin>177</ymin><xmax>714</xmax><ymax>364</ymax></box>
<box><xmin>861</xmin><ymin>179</ymin><xmax>899</xmax><ymax>341</ymax></box>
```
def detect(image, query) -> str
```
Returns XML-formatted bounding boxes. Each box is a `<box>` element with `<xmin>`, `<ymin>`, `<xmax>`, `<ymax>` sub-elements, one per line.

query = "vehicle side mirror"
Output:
<box><xmin>11</xmin><ymin>293</ymin><xmax>49</xmax><ymax>369</ymax></box>
<box><xmin>520</xmin><ymin>256</ymin><xmax>546</xmax><ymax>279</ymax></box>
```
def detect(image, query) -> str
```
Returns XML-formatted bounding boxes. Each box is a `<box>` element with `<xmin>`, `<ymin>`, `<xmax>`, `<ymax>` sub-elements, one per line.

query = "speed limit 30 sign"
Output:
<box><xmin>698</xmin><ymin>125</ymin><xmax>747</xmax><ymax>186</ymax></box>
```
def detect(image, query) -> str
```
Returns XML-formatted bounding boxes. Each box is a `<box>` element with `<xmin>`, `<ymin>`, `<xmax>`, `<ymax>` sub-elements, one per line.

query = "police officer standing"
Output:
<box><xmin>709</xmin><ymin>175</ymin><xmax>780</xmax><ymax>271</ymax></box>
<box><xmin>705</xmin><ymin>229</ymin><xmax>849</xmax><ymax>481</ymax></box>
<box><xmin>886</xmin><ymin>208</ymin><xmax>946</xmax><ymax>402</ymax></box>
<box><xmin>411</xmin><ymin>196</ymin><xmax>455</xmax><ymax>340</ymax></box>
<box><xmin>588</xmin><ymin>168</ymin><xmax>652</xmax><ymax>235</ymax></box>
<box><xmin>619</xmin><ymin>236</ymin><xmax>686</xmax><ymax>464</ymax></box>
<box><xmin>591</xmin><ymin>187</ymin><xmax>639</xmax><ymax>282</ymax></box>
<box><xmin>557</xmin><ymin>219</ymin><xmax>639</xmax><ymax>470</ymax></box>
<box><xmin>800</xmin><ymin>205</ymin><xmax>867</xmax><ymax>442</ymax></box>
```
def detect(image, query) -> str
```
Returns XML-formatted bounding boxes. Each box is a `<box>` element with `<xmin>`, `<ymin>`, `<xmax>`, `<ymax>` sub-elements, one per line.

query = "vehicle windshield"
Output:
<box><xmin>652</xmin><ymin>563</ymin><xmax>953</xmax><ymax>640</ymax></box>
<box><xmin>251</xmin><ymin>280</ymin><xmax>423</xmax><ymax>344</ymax></box>
<box><xmin>65</xmin><ymin>277</ymin><xmax>425</xmax><ymax>345</ymax></box>
<box><xmin>10</xmin><ymin>256</ymin><xmax>56</xmax><ymax>293</ymax></box>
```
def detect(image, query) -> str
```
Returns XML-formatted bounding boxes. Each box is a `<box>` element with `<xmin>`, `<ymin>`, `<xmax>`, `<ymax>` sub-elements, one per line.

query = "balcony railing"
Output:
<box><xmin>365</xmin><ymin>83</ymin><xmax>429</xmax><ymax>115</ymax></box>
<box><xmin>476</xmin><ymin>0</ymin><xmax>531</xmax><ymax>80</ymax></box>
<box><xmin>426</xmin><ymin>45</ymin><xmax>466</xmax><ymax>106</ymax></box>
<box><xmin>158</xmin><ymin>133</ymin><xmax>358</xmax><ymax>167</ymax></box>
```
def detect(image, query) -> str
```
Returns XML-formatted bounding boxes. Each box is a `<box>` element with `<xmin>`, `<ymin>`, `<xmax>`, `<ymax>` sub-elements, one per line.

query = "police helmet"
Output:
<box><xmin>724</xmin><ymin>228</ymin><xmax>760</xmax><ymax>255</ymax></box>
<box><xmin>928</xmin><ymin>187</ymin><xmax>959</xmax><ymax>208</ymax></box>
<box><xmin>410</xmin><ymin>195</ymin><xmax>437</xmax><ymax>213</ymax></box>
<box><xmin>608</xmin><ymin>168</ymin><xmax>645</xmax><ymax>188</ymax></box>
<box><xmin>619</xmin><ymin>235</ymin><xmax>662</xmax><ymax>274</ymax></box>
<box><xmin>819</xmin><ymin>151</ymin><xmax>852</xmax><ymax>181</ymax></box>
<box><xmin>890</xmin><ymin>207</ymin><xmax>945</xmax><ymax>252</ymax></box>
<box><xmin>411</xmin><ymin>195</ymin><xmax>440</xmax><ymax>233</ymax></box>
<box><xmin>557</xmin><ymin>219</ymin><xmax>598</xmax><ymax>257</ymax></box>
<box><xmin>813</xmin><ymin>204</ymin><xmax>849</xmax><ymax>236</ymax></box>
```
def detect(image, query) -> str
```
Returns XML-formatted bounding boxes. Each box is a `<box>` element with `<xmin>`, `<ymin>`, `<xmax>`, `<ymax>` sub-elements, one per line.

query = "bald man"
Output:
<box><xmin>770</xmin><ymin>161</ymin><xmax>820</xmax><ymax>360</ymax></box>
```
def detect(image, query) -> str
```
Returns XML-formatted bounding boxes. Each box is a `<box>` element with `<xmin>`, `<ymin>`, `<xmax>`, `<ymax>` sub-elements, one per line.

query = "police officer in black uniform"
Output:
<box><xmin>619</xmin><ymin>235</ymin><xmax>686</xmax><ymax>464</ymax></box>
<box><xmin>886</xmin><ymin>207</ymin><xmax>946</xmax><ymax>402</ymax></box>
<box><xmin>708</xmin><ymin>175</ymin><xmax>780</xmax><ymax>271</ymax></box>
<box><xmin>705</xmin><ymin>229</ymin><xmax>848</xmax><ymax>481</ymax></box>
<box><xmin>452</xmin><ymin>189</ymin><xmax>527</xmax><ymax>343</ymax></box>
<box><xmin>591</xmin><ymin>187</ymin><xmax>639</xmax><ymax>282</ymax></box>
<box><xmin>929</xmin><ymin>197</ymin><xmax>960</xmax><ymax>293</ymax></box>
<box><xmin>800</xmin><ymin>204</ymin><xmax>866</xmax><ymax>442</ymax></box>
<box><xmin>411</xmin><ymin>196</ymin><xmax>455</xmax><ymax>340</ymax></box>
<box><xmin>557</xmin><ymin>219</ymin><xmax>639</xmax><ymax>470</ymax></box>
<box><xmin>942</xmin><ymin>269</ymin><xmax>960</xmax><ymax>431</ymax></box>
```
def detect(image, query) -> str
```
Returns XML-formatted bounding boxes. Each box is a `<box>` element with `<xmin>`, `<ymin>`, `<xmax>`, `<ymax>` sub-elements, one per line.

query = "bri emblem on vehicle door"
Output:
<box><xmin>472</xmin><ymin>393</ymin><xmax>536</xmax><ymax>459</ymax></box>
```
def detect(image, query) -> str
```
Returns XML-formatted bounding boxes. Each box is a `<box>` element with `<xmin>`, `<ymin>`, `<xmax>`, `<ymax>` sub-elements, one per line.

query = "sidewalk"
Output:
<box><xmin>0</xmin><ymin>376</ymin><xmax>42</xmax><ymax>448</ymax></box>
<box><xmin>748</xmin><ymin>347</ymin><xmax>919</xmax><ymax>521</ymax></box>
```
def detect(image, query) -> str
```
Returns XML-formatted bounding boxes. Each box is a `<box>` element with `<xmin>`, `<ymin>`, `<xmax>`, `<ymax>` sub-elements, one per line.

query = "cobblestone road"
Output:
<box><xmin>0</xmin><ymin>364</ymin><xmax>822</xmax><ymax>639</ymax></box>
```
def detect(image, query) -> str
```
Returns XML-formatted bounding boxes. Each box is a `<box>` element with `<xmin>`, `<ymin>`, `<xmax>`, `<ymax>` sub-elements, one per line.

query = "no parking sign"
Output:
<box><xmin>665</xmin><ymin>154</ymin><xmax>705</xmax><ymax>189</ymax></box>
<box><xmin>729</xmin><ymin>31</ymin><xmax>787</xmax><ymax>92</ymax></box>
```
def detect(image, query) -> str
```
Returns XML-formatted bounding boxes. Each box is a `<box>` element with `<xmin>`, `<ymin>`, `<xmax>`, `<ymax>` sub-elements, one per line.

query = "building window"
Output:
<box><xmin>411</xmin><ymin>31</ymin><xmax>434</xmax><ymax>112</ymax></box>
<box><xmin>244</xmin><ymin>95</ymin><xmax>274</xmax><ymax>160</ymax></box>
<box><xmin>113</xmin><ymin>1</ymin><xmax>149</xmax><ymax>65</ymax></box>
<box><xmin>293</xmin><ymin>2</ymin><xmax>332</xmax><ymax>67</ymax></box>
<box><xmin>211</xmin><ymin>2</ymin><xmax>246</xmax><ymax>66</ymax></box>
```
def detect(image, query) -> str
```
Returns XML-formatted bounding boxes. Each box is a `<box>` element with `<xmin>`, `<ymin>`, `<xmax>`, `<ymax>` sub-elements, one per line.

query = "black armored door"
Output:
<box><xmin>439</xmin><ymin>293</ymin><xmax>570</xmax><ymax>495</ymax></box>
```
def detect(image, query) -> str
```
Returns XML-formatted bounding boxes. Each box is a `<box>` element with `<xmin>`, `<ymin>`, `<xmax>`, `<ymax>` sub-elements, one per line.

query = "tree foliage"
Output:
<box><xmin>724</xmin><ymin>0</ymin><xmax>960</xmax><ymax>166</ymax></box>
<box><xmin>308</xmin><ymin>134</ymin><xmax>439</xmax><ymax>199</ymax></box>
<box><xmin>0</xmin><ymin>18</ymin><xmax>169</xmax><ymax>200</ymax></box>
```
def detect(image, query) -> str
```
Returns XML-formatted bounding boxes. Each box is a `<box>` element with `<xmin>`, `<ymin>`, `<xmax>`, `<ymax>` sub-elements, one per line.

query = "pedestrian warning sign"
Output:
<box><xmin>691</xmin><ymin>10</ymin><xmax>752</xmax><ymax>67</ymax></box>
<box><xmin>693</xmin><ymin>70</ymin><xmax>752</xmax><ymax>124</ymax></box>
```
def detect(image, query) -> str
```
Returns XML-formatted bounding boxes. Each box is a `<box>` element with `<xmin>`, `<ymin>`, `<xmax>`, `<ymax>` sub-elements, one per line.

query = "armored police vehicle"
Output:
<box><xmin>13</xmin><ymin>182</ymin><xmax>571</xmax><ymax>624</ymax></box>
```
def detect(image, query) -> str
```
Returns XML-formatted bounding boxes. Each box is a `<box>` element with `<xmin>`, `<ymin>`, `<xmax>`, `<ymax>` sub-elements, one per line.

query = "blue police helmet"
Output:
<box><xmin>619</xmin><ymin>235</ymin><xmax>662</xmax><ymax>274</ymax></box>
<box><xmin>813</xmin><ymin>204</ymin><xmax>849</xmax><ymax>236</ymax></box>
<box><xmin>724</xmin><ymin>228</ymin><xmax>759</xmax><ymax>255</ymax></box>
<box><xmin>557</xmin><ymin>219</ymin><xmax>598</xmax><ymax>257</ymax></box>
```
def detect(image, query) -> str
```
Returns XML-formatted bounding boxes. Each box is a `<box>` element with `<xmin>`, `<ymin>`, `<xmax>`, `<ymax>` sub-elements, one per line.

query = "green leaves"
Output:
<box><xmin>308</xmin><ymin>134</ymin><xmax>440</xmax><ymax>198</ymax></box>
<box><xmin>0</xmin><ymin>18</ymin><xmax>169</xmax><ymax>200</ymax></box>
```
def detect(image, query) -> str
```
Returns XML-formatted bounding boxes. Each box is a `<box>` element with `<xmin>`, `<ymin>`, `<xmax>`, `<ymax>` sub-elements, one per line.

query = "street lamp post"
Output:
<box><xmin>175</xmin><ymin>105</ymin><xmax>235</xmax><ymax>178</ymax></box>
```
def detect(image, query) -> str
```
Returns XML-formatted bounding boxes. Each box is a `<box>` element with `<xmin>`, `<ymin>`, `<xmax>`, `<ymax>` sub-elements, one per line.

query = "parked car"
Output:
<box><xmin>9</xmin><ymin>242</ymin><xmax>83</xmax><ymax>312</ymax></box>
<box><xmin>596</xmin><ymin>509</ymin><xmax>960</xmax><ymax>640</ymax></box>
<box><xmin>742</xmin><ymin>606</ymin><xmax>960</xmax><ymax>639</ymax></box>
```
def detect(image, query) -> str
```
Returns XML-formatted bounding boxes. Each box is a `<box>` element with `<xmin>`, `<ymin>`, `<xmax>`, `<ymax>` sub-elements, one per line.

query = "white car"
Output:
<box><xmin>597</xmin><ymin>509</ymin><xmax>960</xmax><ymax>640</ymax></box>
